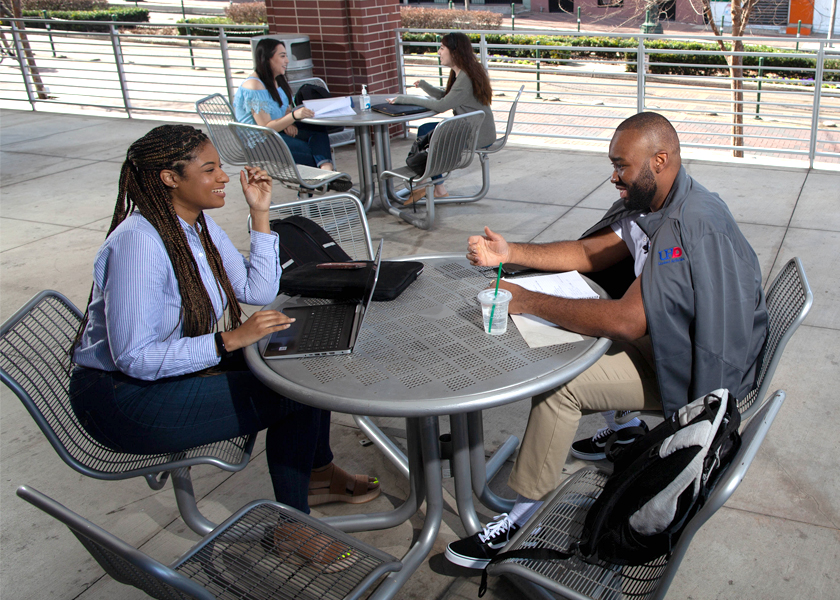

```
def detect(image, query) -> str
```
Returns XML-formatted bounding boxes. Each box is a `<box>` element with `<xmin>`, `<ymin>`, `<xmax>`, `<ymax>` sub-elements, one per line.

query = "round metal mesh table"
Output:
<box><xmin>247</xmin><ymin>256</ymin><xmax>610</xmax><ymax>417</ymax></box>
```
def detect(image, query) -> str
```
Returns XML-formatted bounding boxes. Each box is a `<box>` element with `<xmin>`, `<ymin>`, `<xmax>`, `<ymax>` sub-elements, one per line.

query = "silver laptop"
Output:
<box><xmin>261</xmin><ymin>240</ymin><xmax>383</xmax><ymax>359</ymax></box>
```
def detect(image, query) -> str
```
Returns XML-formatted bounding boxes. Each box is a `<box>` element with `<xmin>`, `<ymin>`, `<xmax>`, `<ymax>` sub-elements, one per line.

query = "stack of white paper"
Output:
<box><xmin>504</xmin><ymin>271</ymin><xmax>599</xmax><ymax>348</ymax></box>
<box><xmin>301</xmin><ymin>96</ymin><xmax>356</xmax><ymax>118</ymax></box>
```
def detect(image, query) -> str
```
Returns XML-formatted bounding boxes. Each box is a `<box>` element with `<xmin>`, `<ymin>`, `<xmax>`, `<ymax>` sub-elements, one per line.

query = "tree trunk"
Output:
<box><xmin>730</xmin><ymin>43</ymin><xmax>745</xmax><ymax>158</ymax></box>
<box><xmin>10</xmin><ymin>0</ymin><xmax>49</xmax><ymax>100</ymax></box>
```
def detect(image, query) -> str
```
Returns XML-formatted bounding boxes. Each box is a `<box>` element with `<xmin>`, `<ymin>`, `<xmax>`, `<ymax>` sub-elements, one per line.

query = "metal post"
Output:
<box><xmin>720</xmin><ymin>12</ymin><xmax>725</xmax><ymax>33</ymax></box>
<box><xmin>511</xmin><ymin>3</ymin><xmax>515</xmax><ymax>30</ymax></box>
<box><xmin>180</xmin><ymin>0</ymin><xmax>196</xmax><ymax>69</ymax></box>
<box><xmin>449</xmin><ymin>0</ymin><xmax>454</xmax><ymax>8</ymax></box>
<box><xmin>436</xmin><ymin>34</ymin><xmax>443</xmax><ymax>87</ymax></box>
<box><xmin>637</xmin><ymin>36</ymin><xmax>646</xmax><ymax>113</ymax></box>
<box><xmin>11</xmin><ymin>21</ymin><xmax>37</xmax><ymax>108</ymax></box>
<box><xmin>807</xmin><ymin>43</ymin><xmax>826</xmax><ymax>168</ymax></box>
<box><xmin>479</xmin><ymin>33</ymin><xmax>488</xmax><ymax>69</ymax></box>
<box><xmin>535</xmin><ymin>39</ymin><xmax>541</xmax><ymax>99</ymax></box>
<box><xmin>755</xmin><ymin>56</ymin><xmax>764</xmax><ymax>119</ymax></box>
<box><xmin>109</xmin><ymin>23</ymin><xmax>132</xmax><ymax>116</ymax></box>
<box><xmin>577</xmin><ymin>6</ymin><xmax>581</xmax><ymax>31</ymax></box>
<box><xmin>796</xmin><ymin>20</ymin><xmax>801</xmax><ymax>51</ymax></box>
<box><xmin>41</xmin><ymin>11</ymin><xmax>56</xmax><ymax>57</ymax></box>
<box><xmin>219</xmin><ymin>27</ymin><xmax>235</xmax><ymax>105</ymax></box>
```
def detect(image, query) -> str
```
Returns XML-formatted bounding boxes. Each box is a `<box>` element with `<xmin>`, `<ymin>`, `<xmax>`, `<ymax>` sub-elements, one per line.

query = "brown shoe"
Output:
<box><xmin>308</xmin><ymin>462</ymin><xmax>380</xmax><ymax>506</ymax></box>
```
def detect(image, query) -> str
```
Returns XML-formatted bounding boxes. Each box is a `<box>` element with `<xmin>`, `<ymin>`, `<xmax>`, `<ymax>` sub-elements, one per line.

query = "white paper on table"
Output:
<box><xmin>301</xmin><ymin>96</ymin><xmax>356</xmax><ymax>117</ymax></box>
<box><xmin>504</xmin><ymin>271</ymin><xmax>599</xmax><ymax>348</ymax></box>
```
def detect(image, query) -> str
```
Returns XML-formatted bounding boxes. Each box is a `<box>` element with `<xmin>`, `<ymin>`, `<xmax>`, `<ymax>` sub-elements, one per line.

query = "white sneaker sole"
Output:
<box><xmin>444</xmin><ymin>545</ymin><xmax>493</xmax><ymax>569</ymax></box>
<box><xmin>570</xmin><ymin>448</ymin><xmax>607</xmax><ymax>460</ymax></box>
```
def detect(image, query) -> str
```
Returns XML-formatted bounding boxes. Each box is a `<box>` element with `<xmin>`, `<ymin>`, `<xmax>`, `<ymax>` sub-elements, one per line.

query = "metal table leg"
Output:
<box><xmin>468</xmin><ymin>411</ymin><xmax>516</xmax><ymax>514</ymax></box>
<box><xmin>353</xmin><ymin>415</ymin><xmax>409</xmax><ymax>479</ymax></box>
<box><xmin>354</xmin><ymin>124</ymin><xmax>375</xmax><ymax>212</ymax></box>
<box><xmin>450</xmin><ymin>412</ymin><xmax>482</xmax><ymax>536</ymax></box>
<box><xmin>368</xmin><ymin>416</ymin><xmax>443</xmax><ymax>600</ymax></box>
<box><xmin>322</xmin><ymin>416</ymin><xmax>423</xmax><ymax>534</ymax></box>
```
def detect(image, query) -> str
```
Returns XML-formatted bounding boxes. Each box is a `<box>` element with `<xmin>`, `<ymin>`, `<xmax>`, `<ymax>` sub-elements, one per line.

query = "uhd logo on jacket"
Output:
<box><xmin>658</xmin><ymin>246</ymin><xmax>685</xmax><ymax>266</ymax></box>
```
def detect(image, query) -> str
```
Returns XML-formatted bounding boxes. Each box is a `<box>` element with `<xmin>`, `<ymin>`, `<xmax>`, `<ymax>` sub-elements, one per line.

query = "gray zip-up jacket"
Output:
<box><xmin>581</xmin><ymin>166</ymin><xmax>767</xmax><ymax>417</ymax></box>
<box><xmin>393</xmin><ymin>71</ymin><xmax>496</xmax><ymax>148</ymax></box>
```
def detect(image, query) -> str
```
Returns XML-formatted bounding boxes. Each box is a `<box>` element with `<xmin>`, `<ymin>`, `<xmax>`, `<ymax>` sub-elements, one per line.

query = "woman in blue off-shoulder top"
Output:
<box><xmin>70</xmin><ymin>125</ymin><xmax>379</xmax><ymax>513</ymax></box>
<box><xmin>234</xmin><ymin>38</ymin><xmax>350</xmax><ymax>193</ymax></box>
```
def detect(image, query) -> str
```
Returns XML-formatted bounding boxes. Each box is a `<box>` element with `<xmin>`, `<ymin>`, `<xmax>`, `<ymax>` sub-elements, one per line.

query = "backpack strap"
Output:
<box><xmin>479</xmin><ymin>548</ymin><xmax>575</xmax><ymax>597</ymax></box>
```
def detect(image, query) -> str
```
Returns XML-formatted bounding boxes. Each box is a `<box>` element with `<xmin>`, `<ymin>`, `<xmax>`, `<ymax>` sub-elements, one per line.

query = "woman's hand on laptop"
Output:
<box><xmin>221</xmin><ymin>310</ymin><xmax>295</xmax><ymax>352</ymax></box>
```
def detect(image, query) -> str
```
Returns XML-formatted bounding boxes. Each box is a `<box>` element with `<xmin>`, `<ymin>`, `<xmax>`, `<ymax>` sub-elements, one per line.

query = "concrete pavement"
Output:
<box><xmin>1</xmin><ymin>108</ymin><xmax>838</xmax><ymax>599</ymax></box>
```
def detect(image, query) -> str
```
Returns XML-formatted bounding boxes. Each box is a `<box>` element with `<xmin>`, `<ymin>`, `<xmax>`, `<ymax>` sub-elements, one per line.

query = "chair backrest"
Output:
<box><xmin>738</xmin><ymin>258</ymin><xmax>812</xmax><ymax>420</ymax></box>
<box><xmin>420</xmin><ymin>110</ymin><xmax>486</xmax><ymax>181</ymax></box>
<box><xmin>0</xmin><ymin>291</ymin><xmax>253</xmax><ymax>480</ymax></box>
<box><xmin>16</xmin><ymin>485</ymin><xmax>212</xmax><ymax>600</ymax></box>
<box><xmin>482</xmin><ymin>85</ymin><xmax>524</xmax><ymax>156</ymax></box>
<box><xmin>228</xmin><ymin>122</ymin><xmax>306</xmax><ymax>186</ymax></box>
<box><xmin>653</xmin><ymin>389</ymin><xmax>786</xmax><ymax>599</ymax></box>
<box><xmin>195</xmin><ymin>93</ymin><xmax>247</xmax><ymax>167</ymax></box>
<box><xmin>267</xmin><ymin>196</ymin><xmax>374</xmax><ymax>261</ymax></box>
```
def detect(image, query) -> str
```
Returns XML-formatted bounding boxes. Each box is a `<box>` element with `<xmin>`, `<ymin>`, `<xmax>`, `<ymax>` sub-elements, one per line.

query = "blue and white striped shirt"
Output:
<box><xmin>73</xmin><ymin>212</ymin><xmax>281</xmax><ymax>381</ymax></box>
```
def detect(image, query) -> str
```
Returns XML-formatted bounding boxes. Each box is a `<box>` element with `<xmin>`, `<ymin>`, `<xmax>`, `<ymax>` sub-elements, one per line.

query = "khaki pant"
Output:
<box><xmin>507</xmin><ymin>337</ymin><xmax>662</xmax><ymax>500</ymax></box>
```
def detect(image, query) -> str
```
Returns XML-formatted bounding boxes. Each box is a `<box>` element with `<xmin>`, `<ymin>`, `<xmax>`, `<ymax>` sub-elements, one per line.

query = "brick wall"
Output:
<box><xmin>266</xmin><ymin>0</ymin><xmax>402</xmax><ymax>98</ymax></box>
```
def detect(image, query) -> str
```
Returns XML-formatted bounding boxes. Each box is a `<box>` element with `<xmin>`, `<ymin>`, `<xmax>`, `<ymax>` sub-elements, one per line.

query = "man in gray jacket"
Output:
<box><xmin>444</xmin><ymin>112</ymin><xmax>767</xmax><ymax>570</ymax></box>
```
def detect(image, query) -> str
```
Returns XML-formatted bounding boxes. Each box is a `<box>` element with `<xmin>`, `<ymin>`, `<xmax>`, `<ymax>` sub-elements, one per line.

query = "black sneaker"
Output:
<box><xmin>327</xmin><ymin>177</ymin><xmax>353</xmax><ymax>192</ymax></box>
<box><xmin>444</xmin><ymin>514</ymin><xmax>520</xmax><ymax>569</ymax></box>
<box><xmin>570</xmin><ymin>421</ymin><xmax>649</xmax><ymax>461</ymax></box>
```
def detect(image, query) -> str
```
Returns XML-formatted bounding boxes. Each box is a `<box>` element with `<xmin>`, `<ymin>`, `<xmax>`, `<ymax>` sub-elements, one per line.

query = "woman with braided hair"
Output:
<box><xmin>70</xmin><ymin>124</ymin><xmax>379</xmax><ymax>512</ymax></box>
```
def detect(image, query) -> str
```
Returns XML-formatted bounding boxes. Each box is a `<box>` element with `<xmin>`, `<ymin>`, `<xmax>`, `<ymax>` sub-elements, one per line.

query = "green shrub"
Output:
<box><xmin>21</xmin><ymin>8</ymin><xmax>149</xmax><ymax>31</ymax></box>
<box><xmin>400</xmin><ymin>7</ymin><xmax>501</xmax><ymax>30</ymax></box>
<box><xmin>627</xmin><ymin>39</ymin><xmax>840</xmax><ymax>82</ymax></box>
<box><xmin>21</xmin><ymin>0</ymin><xmax>108</xmax><ymax>10</ymax></box>
<box><xmin>402</xmin><ymin>32</ymin><xmax>837</xmax><ymax>83</ymax></box>
<box><xmin>225</xmin><ymin>2</ymin><xmax>266</xmax><ymax>24</ymax></box>
<box><xmin>176</xmin><ymin>17</ymin><xmax>267</xmax><ymax>41</ymax></box>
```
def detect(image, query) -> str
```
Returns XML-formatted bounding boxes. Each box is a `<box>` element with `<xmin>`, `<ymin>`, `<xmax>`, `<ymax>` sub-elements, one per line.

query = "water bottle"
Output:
<box><xmin>360</xmin><ymin>85</ymin><xmax>371</xmax><ymax>112</ymax></box>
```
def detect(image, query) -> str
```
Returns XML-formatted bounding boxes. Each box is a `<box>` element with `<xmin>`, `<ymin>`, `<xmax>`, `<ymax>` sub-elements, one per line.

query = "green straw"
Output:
<box><xmin>488</xmin><ymin>262</ymin><xmax>503</xmax><ymax>333</ymax></box>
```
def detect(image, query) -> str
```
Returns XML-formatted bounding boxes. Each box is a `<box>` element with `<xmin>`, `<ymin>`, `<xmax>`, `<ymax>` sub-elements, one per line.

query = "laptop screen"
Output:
<box><xmin>356</xmin><ymin>239</ymin><xmax>383</xmax><ymax>333</ymax></box>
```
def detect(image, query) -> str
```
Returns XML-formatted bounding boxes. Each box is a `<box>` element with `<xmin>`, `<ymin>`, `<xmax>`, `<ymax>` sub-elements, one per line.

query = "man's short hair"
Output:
<box><xmin>616</xmin><ymin>112</ymin><xmax>680</xmax><ymax>158</ymax></box>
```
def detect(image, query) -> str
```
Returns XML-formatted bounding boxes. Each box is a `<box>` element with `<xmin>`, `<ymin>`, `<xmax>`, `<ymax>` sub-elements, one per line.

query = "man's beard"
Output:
<box><xmin>623</xmin><ymin>162</ymin><xmax>657</xmax><ymax>212</ymax></box>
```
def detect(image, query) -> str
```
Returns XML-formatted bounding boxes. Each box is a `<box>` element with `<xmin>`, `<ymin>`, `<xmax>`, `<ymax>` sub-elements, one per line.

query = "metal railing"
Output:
<box><xmin>397</xmin><ymin>28</ymin><xmax>840</xmax><ymax>168</ymax></box>
<box><xmin>1</xmin><ymin>18</ymin><xmax>838</xmax><ymax>167</ymax></box>
<box><xmin>0</xmin><ymin>17</ymin><xmax>264</xmax><ymax>117</ymax></box>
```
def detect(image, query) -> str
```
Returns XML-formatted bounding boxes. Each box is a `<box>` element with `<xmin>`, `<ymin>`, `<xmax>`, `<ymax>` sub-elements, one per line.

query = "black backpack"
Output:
<box><xmin>406</xmin><ymin>130</ymin><xmax>432</xmax><ymax>176</ymax></box>
<box><xmin>480</xmin><ymin>389</ymin><xmax>741</xmax><ymax>596</ymax></box>
<box><xmin>271</xmin><ymin>215</ymin><xmax>352</xmax><ymax>273</ymax></box>
<box><xmin>270</xmin><ymin>215</ymin><xmax>423</xmax><ymax>301</ymax></box>
<box><xmin>293</xmin><ymin>84</ymin><xmax>343</xmax><ymax>134</ymax></box>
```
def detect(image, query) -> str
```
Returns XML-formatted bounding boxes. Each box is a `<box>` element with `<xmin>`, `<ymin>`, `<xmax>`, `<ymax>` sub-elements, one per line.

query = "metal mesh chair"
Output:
<box><xmin>17</xmin><ymin>485</ymin><xmax>402</xmax><ymax>600</ymax></box>
<box><xmin>487</xmin><ymin>390</ymin><xmax>787</xmax><ymax>600</ymax></box>
<box><xmin>265</xmin><ymin>195</ymin><xmax>374</xmax><ymax>263</ymax></box>
<box><xmin>737</xmin><ymin>257</ymin><xmax>812</xmax><ymax>420</ymax></box>
<box><xmin>0</xmin><ymin>291</ymin><xmax>256</xmax><ymax>536</ymax></box>
<box><xmin>379</xmin><ymin>110</ymin><xmax>486</xmax><ymax>230</ymax></box>
<box><xmin>615</xmin><ymin>257</ymin><xmax>812</xmax><ymax>429</ymax></box>
<box><xmin>444</xmin><ymin>85</ymin><xmax>524</xmax><ymax>204</ymax></box>
<box><xmin>229</xmin><ymin>122</ymin><xmax>355</xmax><ymax>197</ymax></box>
<box><xmin>195</xmin><ymin>94</ymin><xmax>247</xmax><ymax>167</ymax></box>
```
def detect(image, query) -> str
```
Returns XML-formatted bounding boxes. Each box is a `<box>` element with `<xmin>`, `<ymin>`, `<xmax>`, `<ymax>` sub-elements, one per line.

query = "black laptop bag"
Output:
<box><xmin>271</xmin><ymin>216</ymin><xmax>423</xmax><ymax>301</ymax></box>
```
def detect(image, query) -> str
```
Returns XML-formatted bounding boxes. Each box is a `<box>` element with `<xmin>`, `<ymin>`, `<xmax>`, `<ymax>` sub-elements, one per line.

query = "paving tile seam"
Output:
<box><xmin>529</xmin><ymin>205</ymin><xmax>577</xmax><ymax>243</ymax></box>
<box><xmin>0</xmin><ymin>123</ymin><xmax>106</xmax><ymax>148</ymax></box>
<box><xmin>764</xmin><ymin>170</ymin><xmax>810</xmax><ymax>280</ymax></box>
<box><xmin>723</xmin><ymin>504</ymin><xmax>840</xmax><ymax>532</ymax></box>
<box><xmin>0</xmin><ymin>162</ymin><xmax>105</xmax><ymax>187</ymax></box>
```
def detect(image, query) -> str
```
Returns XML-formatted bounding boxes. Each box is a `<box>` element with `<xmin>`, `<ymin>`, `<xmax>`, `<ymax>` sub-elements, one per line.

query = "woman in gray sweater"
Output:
<box><xmin>391</xmin><ymin>32</ymin><xmax>495</xmax><ymax>203</ymax></box>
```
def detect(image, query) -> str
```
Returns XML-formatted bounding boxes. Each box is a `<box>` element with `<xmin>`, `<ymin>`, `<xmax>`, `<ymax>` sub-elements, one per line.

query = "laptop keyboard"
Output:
<box><xmin>298</xmin><ymin>304</ymin><xmax>350</xmax><ymax>352</ymax></box>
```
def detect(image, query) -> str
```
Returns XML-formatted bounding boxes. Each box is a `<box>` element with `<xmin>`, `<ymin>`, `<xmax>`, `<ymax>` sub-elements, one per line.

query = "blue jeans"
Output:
<box><xmin>281</xmin><ymin>127</ymin><xmax>332</xmax><ymax>168</ymax></box>
<box><xmin>69</xmin><ymin>352</ymin><xmax>332</xmax><ymax>513</ymax></box>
